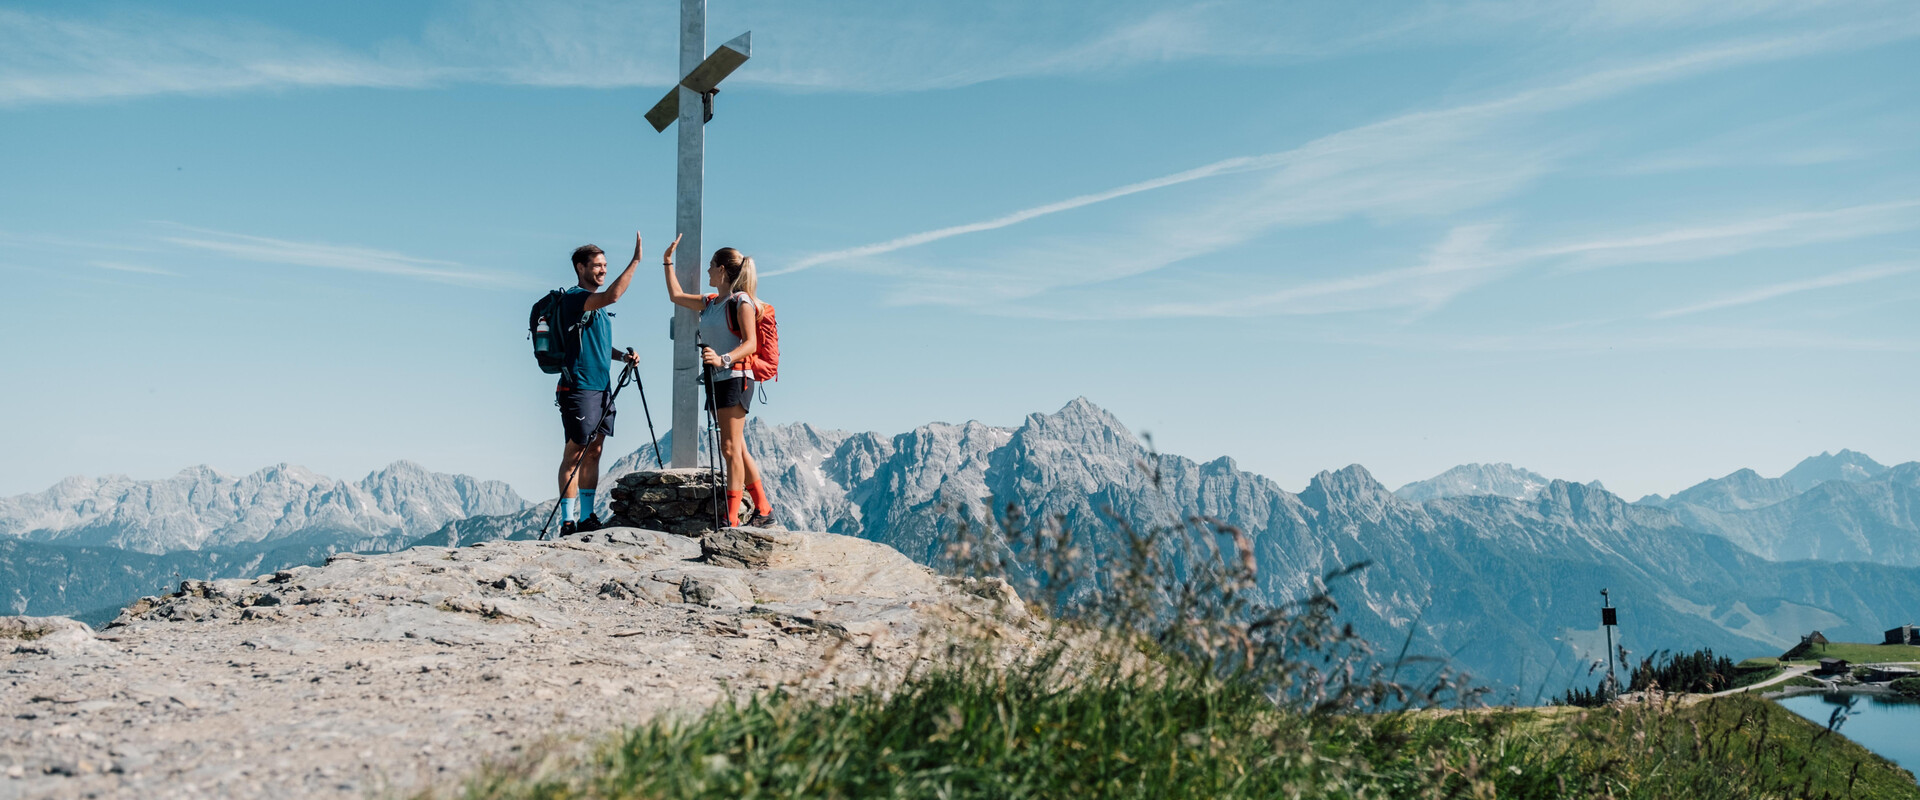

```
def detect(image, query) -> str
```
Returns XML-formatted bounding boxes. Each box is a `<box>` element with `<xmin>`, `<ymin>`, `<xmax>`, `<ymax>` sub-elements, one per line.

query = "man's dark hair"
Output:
<box><xmin>571</xmin><ymin>244</ymin><xmax>605</xmax><ymax>268</ymax></box>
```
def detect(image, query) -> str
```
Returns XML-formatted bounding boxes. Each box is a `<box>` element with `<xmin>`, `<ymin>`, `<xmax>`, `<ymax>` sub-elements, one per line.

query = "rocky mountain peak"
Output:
<box><xmin>1529</xmin><ymin>479</ymin><xmax>1646</xmax><ymax>530</ymax></box>
<box><xmin>1782</xmin><ymin>449</ymin><xmax>1888</xmax><ymax>492</ymax></box>
<box><xmin>364</xmin><ymin>460</ymin><xmax>431</xmax><ymax>480</ymax></box>
<box><xmin>1015</xmin><ymin>398</ymin><xmax>1140</xmax><ymax>456</ymax></box>
<box><xmin>175</xmin><ymin>465</ymin><xmax>226</xmax><ymax>481</ymax></box>
<box><xmin>1394</xmin><ymin>462</ymin><xmax>1551</xmax><ymax>503</ymax></box>
<box><xmin>1301</xmin><ymin>464</ymin><xmax>1396</xmax><ymax>515</ymax></box>
<box><xmin>1661</xmin><ymin>467</ymin><xmax>1797</xmax><ymax>513</ymax></box>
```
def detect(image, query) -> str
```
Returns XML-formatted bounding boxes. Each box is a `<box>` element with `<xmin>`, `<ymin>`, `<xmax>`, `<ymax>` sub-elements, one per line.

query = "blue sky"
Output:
<box><xmin>3</xmin><ymin>0</ymin><xmax>1918</xmax><ymax>502</ymax></box>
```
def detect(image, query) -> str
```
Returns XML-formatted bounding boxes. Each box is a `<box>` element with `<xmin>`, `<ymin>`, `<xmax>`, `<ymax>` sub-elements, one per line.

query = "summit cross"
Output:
<box><xmin>645</xmin><ymin>0</ymin><xmax>751</xmax><ymax>469</ymax></box>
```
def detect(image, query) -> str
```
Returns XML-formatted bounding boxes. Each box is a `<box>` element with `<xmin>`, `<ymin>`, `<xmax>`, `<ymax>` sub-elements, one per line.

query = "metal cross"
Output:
<box><xmin>645</xmin><ymin>3</ymin><xmax>750</xmax><ymax>469</ymax></box>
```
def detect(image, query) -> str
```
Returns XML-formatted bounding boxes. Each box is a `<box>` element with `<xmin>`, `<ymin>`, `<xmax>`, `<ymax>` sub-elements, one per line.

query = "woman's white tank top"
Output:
<box><xmin>698</xmin><ymin>292</ymin><xmax>756</xmax><ymax>381</ymax></box>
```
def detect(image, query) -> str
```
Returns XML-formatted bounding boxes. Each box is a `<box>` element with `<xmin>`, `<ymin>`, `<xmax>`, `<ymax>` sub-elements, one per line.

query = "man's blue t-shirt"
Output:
<box><xmin>558</xmin><ymin>286</ymin><xmax>612</xmax><ymax>391</ymax></box>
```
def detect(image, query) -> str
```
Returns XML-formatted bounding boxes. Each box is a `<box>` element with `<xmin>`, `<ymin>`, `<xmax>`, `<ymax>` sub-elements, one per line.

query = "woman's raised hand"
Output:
<box><xmin>663</xmin><ymin>233</ymin><xmax>683</xmax><ymax>266</ymax></box>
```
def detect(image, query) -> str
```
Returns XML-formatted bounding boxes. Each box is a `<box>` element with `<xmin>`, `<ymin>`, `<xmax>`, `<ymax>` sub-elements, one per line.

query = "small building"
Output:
<box><xmin>1886</xmin><ymin>625</ymin><xmax>1918</xmax><ymax>646</ymax></box>
<box><xmin>1781</xmin><ymin>631</ymin><xmax>1830</xmax><ymax>660</ymax></box>
<box><xmin>1816</xmin><ymin>658</ymin><xmax>1849</xmax><ymax>676</ymax></box>
<box><xmin>1866</xmin><ymin>666</ymin><xmax>1918</xmax><ymax>683</ymax></box>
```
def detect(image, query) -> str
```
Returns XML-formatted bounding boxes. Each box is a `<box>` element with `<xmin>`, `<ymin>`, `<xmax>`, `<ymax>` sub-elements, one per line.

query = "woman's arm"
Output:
<box><xmin>661</xmin><ymin>233</ymin><xmax>704</xmax><ymax>311</ymax></box>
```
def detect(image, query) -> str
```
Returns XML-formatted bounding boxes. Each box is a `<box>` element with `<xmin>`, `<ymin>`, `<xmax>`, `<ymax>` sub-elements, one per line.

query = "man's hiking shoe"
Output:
<box><xmin>558</xmin><ymin>520</ymin><xmax>578</xmax><ymax>537</ymax></box>
<box><xmin>746</xmin><ymin>512</ymin><xmax>778</xmax><ymax>528</ymax></box>
<box><xmin>575</xmin><ymin>515</ymin><xmax>605</xmax><ymax>533</ymax></box>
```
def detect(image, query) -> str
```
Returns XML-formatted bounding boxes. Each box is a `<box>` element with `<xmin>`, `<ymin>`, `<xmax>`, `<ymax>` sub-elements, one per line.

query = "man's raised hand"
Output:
<box><xmin>631</xmin><ymin>231</ymin><xmax>645</xmax><ymax>264</ymax></box>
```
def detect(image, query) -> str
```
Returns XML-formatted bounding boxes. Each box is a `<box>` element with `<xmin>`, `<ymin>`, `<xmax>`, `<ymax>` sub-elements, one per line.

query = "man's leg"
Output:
<box><xmin>577</xmin><ymin>434</ymin><xmax>605</xmax><ymax>526</ymax></box>
<box><xmin>557</xmin><ymin>439</ymin><xmax>586</xmax><ymax>526</ymax></box>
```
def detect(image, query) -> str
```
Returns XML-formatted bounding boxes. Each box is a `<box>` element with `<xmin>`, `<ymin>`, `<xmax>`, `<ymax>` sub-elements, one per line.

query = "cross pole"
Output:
<box><xmin>644</xmin><ymin>4</ymin><xmax>750</xmax><ymax>469</ymax></box>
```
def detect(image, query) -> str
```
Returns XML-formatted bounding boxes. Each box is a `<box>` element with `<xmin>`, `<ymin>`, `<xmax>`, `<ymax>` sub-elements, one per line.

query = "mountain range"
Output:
<box><xmin>0</xmin><ymin>460</ymin><xmax>525</xmax><ymax>554</ymax></box>
<box><xmin>1394</xmin><ymin>463</ymin><xmax>1609</xmax><ymax>503</ymax></box>
<box><xmin>1636</xmin><ymin>450</ymin><xmax>1920</xmax><ymax>564</ymax></box>
<box><xmin>434</xmin><ymin>399</ymin><xmax>1920</xmax><ymax>697</ymax></box>
<box><xmin>0</xmin><ymin>461</ymin><xmax>525</xmax><ymax>622</ymax></box>
<box><xmin>7</xmin><ymin>401</ymin><xmax>1919</xmax><ymax>698</ymax></box>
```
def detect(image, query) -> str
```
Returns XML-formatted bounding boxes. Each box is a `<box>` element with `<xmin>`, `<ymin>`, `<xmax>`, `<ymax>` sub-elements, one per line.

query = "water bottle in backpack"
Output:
<box><xmin>529</xmin><ymin>289</ymin><xmax>568</xmax><ymax>374</ymax></box>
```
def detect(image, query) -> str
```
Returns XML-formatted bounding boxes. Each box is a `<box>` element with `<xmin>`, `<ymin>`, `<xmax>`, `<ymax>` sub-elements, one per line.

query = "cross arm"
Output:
<box><xmin>645</xmin><ymin>32</ymin><xmax>752</xmax><ymax>133</ymax></box>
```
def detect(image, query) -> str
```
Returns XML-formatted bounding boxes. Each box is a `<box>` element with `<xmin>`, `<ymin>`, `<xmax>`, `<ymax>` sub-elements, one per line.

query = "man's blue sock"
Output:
<box><xmin>580</xmin><ymin>489</ymin><xmax>597</xmax><ymax>519</ymax></box>
<box><xmin>560</xmin><ymin>496</ymin><xmax>579</xmax><ymax>523</ymax></box>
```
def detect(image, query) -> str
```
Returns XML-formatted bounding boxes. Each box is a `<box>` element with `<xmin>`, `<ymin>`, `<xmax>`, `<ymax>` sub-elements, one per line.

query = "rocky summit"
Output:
<box><xmin>0</xmin><ymin>527</ymin><xmax>1023</xmax><ymax>799</ymax></box>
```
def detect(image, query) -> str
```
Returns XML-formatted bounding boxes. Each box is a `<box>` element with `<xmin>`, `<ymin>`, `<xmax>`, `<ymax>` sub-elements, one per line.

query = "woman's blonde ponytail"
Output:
<box><xmin>731</xmin><ymin>255</ymin><xmax>757</xmax><ymax>300</ymax></box>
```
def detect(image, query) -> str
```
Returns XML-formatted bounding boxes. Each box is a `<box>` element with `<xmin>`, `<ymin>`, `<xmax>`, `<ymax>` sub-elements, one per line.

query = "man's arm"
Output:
<box><xmin>584</xmin><ymin>232</ymin><xmax>643</xmax><ymax>312</ymax></box>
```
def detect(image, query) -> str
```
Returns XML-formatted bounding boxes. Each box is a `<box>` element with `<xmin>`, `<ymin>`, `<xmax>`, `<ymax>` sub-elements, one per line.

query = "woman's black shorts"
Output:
<box><xmin>706</xmin><ymin>377</ymin><xmax>754</xmax><ymax>412</ymax></box>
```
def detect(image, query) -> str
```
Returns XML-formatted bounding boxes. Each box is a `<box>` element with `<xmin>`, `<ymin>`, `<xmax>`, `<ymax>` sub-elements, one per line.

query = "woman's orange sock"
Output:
<box><xmin>746</xmin><ymin>482</ymin><xmax>771</xmax><ymax>515</ymax></box>
<box><xmin>725</xmin><ymin>490</ymin><xmax>743</xmax><ymax>526</ymax></box>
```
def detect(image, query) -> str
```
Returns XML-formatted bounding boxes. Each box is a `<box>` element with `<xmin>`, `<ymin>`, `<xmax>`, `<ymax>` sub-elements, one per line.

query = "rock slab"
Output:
<box><xmin>0</xmin><ymin>526</ymin><xmax>1022</xmax><ymax>800</ymax></box>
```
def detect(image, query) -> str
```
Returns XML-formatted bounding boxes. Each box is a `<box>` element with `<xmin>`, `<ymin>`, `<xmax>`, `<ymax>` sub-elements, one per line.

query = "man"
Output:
<box><xmin>555</xmin><ymin>234</ymin><xmax>644</xmax><ymax>534</ymax></box>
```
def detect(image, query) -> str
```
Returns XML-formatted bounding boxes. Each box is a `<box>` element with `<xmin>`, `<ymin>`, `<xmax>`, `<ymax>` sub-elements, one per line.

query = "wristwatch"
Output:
<box><xmin>719</xmin><ymin>353</ymin><xmax>733</xmax><ymax>368</ymax></box>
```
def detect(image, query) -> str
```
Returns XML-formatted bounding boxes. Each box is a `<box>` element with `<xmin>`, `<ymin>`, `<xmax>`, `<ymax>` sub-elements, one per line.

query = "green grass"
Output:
<box><xmin>1782</xmin><ymin>643</ymin><xmax>1920</xmax><ymax>665</ymax></box>
<box><xmin>439</xmin><ymin>668</ymin><xmax>1920</xmax><ymax>800</ymax></box>
<box><xmin>1735</xmin><ymin>662</ymin><xmax>1786</xmax><ymax>689</ymax></box>
<box><xmin>1782</xmin><ymin>676</ymin><xmax>1830</xmax><ymax>690</ymax></box>
<box><xmin>436</xmin><ymin>480</ymin><xmax>1920</xmax><ymax>800</ymax></box>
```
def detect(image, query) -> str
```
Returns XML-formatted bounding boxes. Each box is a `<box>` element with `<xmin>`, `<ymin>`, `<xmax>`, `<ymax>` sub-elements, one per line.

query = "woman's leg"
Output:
<box><xmin>715</xmin><ymin>404</ymin><xmax>748</xmax><ymax>526</ymax></box>
<box><xmin>716</xmin><ymin>405</ymin><xmax>747</xmax><ymax>491</ymax></box>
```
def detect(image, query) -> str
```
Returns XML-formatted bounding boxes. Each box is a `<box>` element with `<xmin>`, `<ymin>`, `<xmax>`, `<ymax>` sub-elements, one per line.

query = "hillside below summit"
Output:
<box><xmin>0</xmin><ymin>525</ymin><xmax>1024</xmax><ymax>800</ymax></box>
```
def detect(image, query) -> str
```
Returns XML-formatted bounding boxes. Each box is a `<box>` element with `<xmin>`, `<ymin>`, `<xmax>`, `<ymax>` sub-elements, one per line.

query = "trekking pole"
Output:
<box><xmin>696</xmin><ymin>334</ymin><xmax>724</xmax><ymax>531</ymax></box>
<box><xmin>628</xmin><ymin>348</ymin><xmax>665</xmax><ymax>469</ymax></box>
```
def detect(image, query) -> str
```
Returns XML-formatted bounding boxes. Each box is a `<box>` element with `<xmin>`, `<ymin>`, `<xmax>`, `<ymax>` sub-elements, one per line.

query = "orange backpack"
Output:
<box><xmin>705</xmin><ymin>293</ymin><xmax>779</xmax><ymax>381</ymax></box>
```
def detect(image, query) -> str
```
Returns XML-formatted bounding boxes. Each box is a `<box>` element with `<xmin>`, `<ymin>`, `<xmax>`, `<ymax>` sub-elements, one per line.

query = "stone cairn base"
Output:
<box><xmin>607</xmin><ymin>468</ymin><xmax>728</xmax><ymax>537</ymax></box>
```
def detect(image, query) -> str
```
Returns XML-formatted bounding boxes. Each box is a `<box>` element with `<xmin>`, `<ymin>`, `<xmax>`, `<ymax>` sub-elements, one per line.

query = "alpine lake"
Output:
<box><xmin>1778</xmin><ymin>693</ymin><xmax>1920</xmax><ymax>775</ymax></box>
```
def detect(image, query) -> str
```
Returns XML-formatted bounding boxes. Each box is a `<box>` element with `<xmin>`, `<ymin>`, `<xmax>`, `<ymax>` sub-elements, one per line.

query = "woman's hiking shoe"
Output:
<box><xmin>746</xmin><ymin>512</ymin><xmax>778</xmax><ymax>528</ymax></box>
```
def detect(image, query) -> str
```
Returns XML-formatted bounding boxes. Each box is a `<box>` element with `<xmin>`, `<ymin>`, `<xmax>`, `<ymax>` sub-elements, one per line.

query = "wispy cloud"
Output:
<box><xmin>790</xmin><ymin>19</ymin><xmax>1920</xmax><ymax>314</ymax></box>
<box><xmin>768</xmin><ymin>154</ymin><xmax>1299</xmax><ymax>276</ymax></box>
<box><xmin>990</xmin><ymin>198</ymin><xmax>1920</xmax><ymax>321</ymax></box>
<box><xmin>1652</xmin><ymin>262</ymin><xmax>1920</xmax><ymax>318</ymax></box>
<box><xmin>1332</xmin><ymin>325</ymin><xmax>1920</xmax><ymax>354</ymax></box>
<box><xmin>90</xmin><ymin>260</ymin><xmax>178</xmax><ymax>277</ymax></box>
<box><xmin>1536</xmin><ymin>200</ymin><xmax>1920</xmax><ymax>270</ymax></box>
<box><xmin>160</xmin><ymin>227</ymin><xmax>520</xmax><ymax>287</ymax></box>
<box><xmin>0</xmin><ymin>8</ymin><xmax>434</xmax><ymax>105</ymax></box>
<box><xmin>6</xmin><ymin>0</ymin><xmax>1913</xmax><ymax>104</ymax></box>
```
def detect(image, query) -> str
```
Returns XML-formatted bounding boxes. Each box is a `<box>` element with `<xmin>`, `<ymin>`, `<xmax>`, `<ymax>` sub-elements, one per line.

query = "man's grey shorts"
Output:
<box><xmin>558</xmin><ymin>389</ymin><xmax>615</xmax><ymax>445</ymax></box>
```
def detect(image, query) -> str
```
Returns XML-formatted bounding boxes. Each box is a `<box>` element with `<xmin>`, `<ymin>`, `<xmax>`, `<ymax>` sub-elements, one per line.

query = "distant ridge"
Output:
<box><xmin>444</xmin><ymin>399</ymin><xmax>1920</xmax><ymax>696</ymax></box>
<box><xmin>1395</xmin><ymin>463</ymin><xmax>1552</xmax><ymax>502</ymax></box>
<box><xmin>1636</xmin><ymin>450</ymin><xmax>1919</xmax><ymax>563</ymax></box>
<box><xmin>1781</xmin><ymin>449</ymin><xmax>1888</xmax><ymax>492</ymax></box>
<box><xmin>0</xmin><ymin>461</ymin><xmax>526</xmax><ymax>555</ymax></box>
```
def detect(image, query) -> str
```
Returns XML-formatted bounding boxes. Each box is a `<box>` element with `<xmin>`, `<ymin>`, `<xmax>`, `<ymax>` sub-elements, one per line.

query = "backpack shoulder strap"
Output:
<box><xmin>725</xmin><ymin>292</ymin><xmax>757</xmax><ymax>338</ymax></box>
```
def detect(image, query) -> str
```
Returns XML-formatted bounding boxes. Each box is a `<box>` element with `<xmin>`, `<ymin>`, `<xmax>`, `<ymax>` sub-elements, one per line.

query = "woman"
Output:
<box><xmin>662</xmin><ymin>236</ymin><xmax>776</xmax><ymax>528</ymax></box>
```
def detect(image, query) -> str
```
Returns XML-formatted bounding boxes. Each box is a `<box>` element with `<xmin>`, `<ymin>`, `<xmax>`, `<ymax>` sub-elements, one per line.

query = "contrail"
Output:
<box><xmin>764</xmin><ymin>152</ymin><xmax>1294</xmax><ymax>276</ymax></box>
